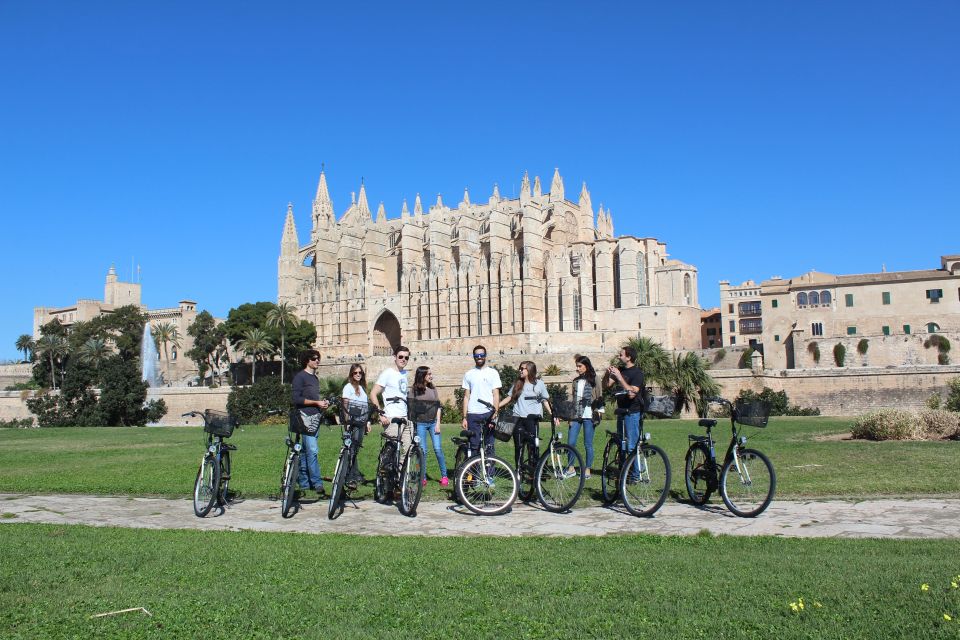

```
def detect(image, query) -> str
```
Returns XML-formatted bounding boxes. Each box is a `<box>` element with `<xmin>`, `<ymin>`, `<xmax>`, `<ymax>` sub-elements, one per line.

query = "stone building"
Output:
<box><xmin>758</xmin><ymin>255</ymin><xmax>960</xmax><ymax>369</ymax></box>
<box><xmin>719</xmin><ymin>280</ymin><xmax>763</xmax><ymax>348</ymax></box>
<box><xmin>278</xmin><ymin>169</ymin><xmax>702</xmax><ymax>359</ymax></box>
<box><xmin>700</xmin><ymin>308</ymin><xmax>722</xmax><ymax>348</ymax></box>
<box><xmin>33</xmin><ymin>266</ymin><xmax>200</xmax><ymax>383</ymax></box>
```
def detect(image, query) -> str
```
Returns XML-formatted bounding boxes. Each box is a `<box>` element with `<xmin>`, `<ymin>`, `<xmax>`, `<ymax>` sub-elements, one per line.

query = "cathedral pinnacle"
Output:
<box><xmin>414</xmin><ymin>193</ymin><xmax>423</xmax><ymax>217</ymax></box>
<box><xmin>520</xmin><ymin>171</ymin><xmax>530</xmax><ymax>197</ymax></box>
<box><xmin>376</xmin><ymin>202</ymin><xmax>386</xmax><ymax>223</ymax></box>
<box><xmin>435</xmin><ymin>193</ymin><xmax>444</xmax><ymax>209</ymax></box>
<box><xmin>492</xmin><ymin>183</ymin><xmax>500</xmax><ymax>201</ymax></box>
<box><xmin>281</xmin><ymin>203</ymin><xmax>300</xmax><ymax>255</ymax></box>
<box><xmin>357</xmin><ymin>181</ymin><xmax>370</xmax><ymax>219</ymax></box>
<box><xmin>533</xmin><ymin>175</ymin><xmax>542</xmax><ymax>197</ymax></box>
<box><xmin>578</xmin><ymin>181</ymin><xmax>592</xmax><ymax>213</ymax></box>
<box><xmin>401</xmin><ymin>199</ymin><xmax>410</xmax><ymax>221</ymax></box>
<box><xmin>550</xmin><ymin>167</ymin><xmax>564</xmax><ymax>201</ymax></box>
<box><xmin>461</xmin><ymin>188</ymin><xmax>470</xmax><ymax>207</ymax></box>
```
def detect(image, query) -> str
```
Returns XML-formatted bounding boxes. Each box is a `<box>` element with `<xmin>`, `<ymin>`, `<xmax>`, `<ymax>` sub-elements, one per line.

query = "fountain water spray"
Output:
<box><xmin>141</xmin><ymin>322</ymin><xmax>161</xmax><ymax>387</ymax></box>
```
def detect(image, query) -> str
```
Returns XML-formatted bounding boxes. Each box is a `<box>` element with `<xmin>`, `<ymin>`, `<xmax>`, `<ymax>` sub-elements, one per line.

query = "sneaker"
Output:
<box><xmin>567</xmin><ymin>466</ymin><xmax>577</xmax><ymax>476</ymax></box>
<box><xmin>440</xmin><ymin>477</ymin><xmax>449</xmax><ymax>487</ymax></box>
<box><xmin>316</xmin><ymin>487</ymin><xmax>327</xmax><ymax>498</ymax></box>
<box><xmin>584</xmin><ymin>470</ymin><xmax>592</xmax><ymax>479</ymax></box>
<box><xmin>422</xmin><ymin>478</ymin><xmax>428</xmax><ymax>487</ymax></box>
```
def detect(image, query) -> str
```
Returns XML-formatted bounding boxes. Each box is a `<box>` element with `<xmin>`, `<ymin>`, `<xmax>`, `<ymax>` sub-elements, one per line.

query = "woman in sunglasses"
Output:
<box><xmin>341</xmin><ymin>363</ymin><xmax>369</xmax><ymax>488</ymax></box>
<box><xmin>498</xmin><ymin>360</ymin><xmax>557</xmax><ymax>468</ymax></box>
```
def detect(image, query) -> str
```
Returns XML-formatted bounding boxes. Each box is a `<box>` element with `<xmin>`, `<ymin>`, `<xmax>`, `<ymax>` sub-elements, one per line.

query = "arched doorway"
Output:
<box><xmin>373</xmin><ymin>310</ymin><xmax>401</xmax><ymax>356</ymax></box>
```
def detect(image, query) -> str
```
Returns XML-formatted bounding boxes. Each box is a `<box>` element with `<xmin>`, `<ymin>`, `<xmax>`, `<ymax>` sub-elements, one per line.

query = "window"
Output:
<box><xmin>797</xmin><ymin>292</ymin><xmax>808</xmax><ymax>306</ymax></box>
<box><xmin>821</xmin><ymin>290</ymin><xmax>831</xmax><ymax>304</ymax></box>
<box><xmin>926</xmin><ymin>289</ymin><xmax>943</xmax><ymax>303</ymax></box>
<box><xmin>771</xmin><ymin>299</ymin><xmax>778</xmax><ymax>308</ymax></box>
<box><xmin>738</xmin><ymin>301</ymin><xmax>761</xmax><ymax>317</ymax></box>
<box><xmin>706</xmin><ymin>328</ymin><xmax>717</xmax><ymax>336</ymax></box>
<box><xmin>728</xmin><ymin>303</ymin><xmax>734</xmax><ymax>313</ymax></box>
<box><xmin>846</xmin><ymin>326</ymin><xmax>857</xmax><ymax>335</ymax></box>
<box><xmin>927</xmin><ymin>322</ymin><xmax>940</xmax><ymax>333</ymax></box>
<box><xmin>636</xmin><ymin>252</ymin><xmax>647</xmax><ymax>305</ymax></box>
<box><xmin>882</xmin><ymin>326</ymin><xmax>890</xmax><ymax>336</ymax></box>
<box><xmin>739</xmin><ymin>318</ymin><xmax>762</xmax><ymax>334</ymax></box>
<box><xmin>882</xmin><ymin>291</ymin><xmax>890</xmax><ymax>305</ymax></box>
<box><xmin>774</xmin><ymin>335</ymin><xmax>780</xmax><ymax>342</ymax></box>
<box><xmin>729</xmin><ymin>320</ymin><xmax>736</xmax><ymax>332</ymax></box>
<box><xmin>845</xmin><ymin>294</ymin><xmax>854</xmax><ymax>307</ymax></box>
<box><xmin>730</xmin><ymin>336</ymin><xmax>736</xmax><ymax>345</ymax></box>
<box><xmin>903</xmin><ymin>324</ymin><xmax>911</xmax><ymax>335</ymax></box>
<box><xmin>811</xmin><ymin>322</ymin><xmax>823</xmax><ymax>336</ymax></box>
<box><xmin>809</xmin><ymin>291</ymin><xmax>820</xmax><ymax>305</ymax></box>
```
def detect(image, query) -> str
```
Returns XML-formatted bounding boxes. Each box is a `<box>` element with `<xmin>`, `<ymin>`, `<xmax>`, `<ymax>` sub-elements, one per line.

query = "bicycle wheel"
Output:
<box><xmin>218</xmin><ymin>449</ymin><xmax>232</xmax><ymax>505</ymax></box>
<box><xmin>327</xmin><ymin>449</ymin><xmax>349</xmax><ymax>520</ymax></box>
<box><xmin>684</xmin><ymin>443</ymin><xmax>714</xmax><ymax>505</ymax></box>
<box><xmin>619</xmin><ymin>444</ymin><xmax>671</xmax><ymax>517</ymax></box>
<box><xmin>455</xmin><ymin>455</ymin><xmax>518</xmax><ymax>516</ymax></box>
<box><xmin>516</xmin><ymin>442</ymin><xmax>536</xmax><ymax>502</ymax></box>
<box><xmin>374</xmin><ymin>444</ymin><xmax>389</xmax><ymax>503</ymax></box>
<box><xmin>600</xmin><ymin>437</ymin><xmax>620</xmax><ymax>504</ymax></box>
<box><xmin>720</xmin><ymin>448</ymin><xmax>776</xmax><ymax>517</ymax></box>
<box><xmin>535</xmin><ymin>443</ymin><xmax>585</xmax><ymax>513</ymax></box>
<box><xmin>399</xmin><ymin>446</ymin><xmax>425</xmax><ymax>516</ymax></box>
<box><xmin>193</xmin><ymin>454</ymin><xmax>219</xmax><ymax>517</ymax></box>
<box><xmin>280</xmin><ymin>452</ymin><xmax>299</xmax><ymax>519</ymax></box>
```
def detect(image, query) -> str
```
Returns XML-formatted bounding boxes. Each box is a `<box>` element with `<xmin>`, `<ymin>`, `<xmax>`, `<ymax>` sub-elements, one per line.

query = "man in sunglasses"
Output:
<box><xmin>371</xmin><ymin>345</ymin><xmax>412</xmax><ymax>450</ymax></box>
<box><xmin>461</xmin><ymin>344</ymin><xmax>502</xmax><ymax>456</ymax></box>
<box><xmin>292</xmin><ymin>349</ymin><xmax>331</xmax><ymax>497</ymax></box>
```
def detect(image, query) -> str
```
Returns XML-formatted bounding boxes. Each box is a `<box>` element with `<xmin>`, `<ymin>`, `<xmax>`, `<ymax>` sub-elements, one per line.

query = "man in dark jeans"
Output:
<box><xmin>604</xmin><ymin>345</ymin><xmax>645</xmax><ymax>458</ymax></box>
<box><xmin>292</xmin><ymin>349</ymin><xmax>330</xmax><ymax>497</ymax></box>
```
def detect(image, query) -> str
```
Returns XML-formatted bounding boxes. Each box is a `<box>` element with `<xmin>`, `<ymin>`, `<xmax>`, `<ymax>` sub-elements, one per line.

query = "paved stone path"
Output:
<box><xmin>2</xmin><ymin>493</ymin><xmax>958</xmax><ymax>539</ymax></box>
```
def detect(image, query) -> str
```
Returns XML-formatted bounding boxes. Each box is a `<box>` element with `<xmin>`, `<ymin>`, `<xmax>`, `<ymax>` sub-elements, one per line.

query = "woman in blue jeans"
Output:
<box><xmin>410</xmin><ymin>366</ymin><xmax>448</xmax><ymax>487</ymax></box>
<box><xmin>567</xmin><ymin>355</ymin><xmax>600</xmax><ymax>478</ymax></box>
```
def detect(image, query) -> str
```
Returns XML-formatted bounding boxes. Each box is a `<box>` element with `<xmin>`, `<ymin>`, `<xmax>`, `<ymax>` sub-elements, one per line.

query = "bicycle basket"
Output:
<box><xmin>340</xmin><ymin>399</ymin><xmax>371</xmax><ymax>427</ymax></box>
<box><xmin>734</xmin><ymin>399</ymin><xmax>772</xmax><ymax>427</ymax></box>
<box><xmin>204</xmin><ymin>410</ymin><xmax>238</xmax><ymax>438</ymax></box>
<box><xmin>492</xmin><ymin>414</ymin><xmax>518</xmax><ymax>442</ymax></box>
<box><xmin>645</xmin><ymin>395</ymin><xmax>676</xmax><ymax>419</ymax></box>
<box><xmin>550</xmin><ymin>398</ymin><xmax>580</xmax><ymax>422</ymax></box>
<box><xmin>408</xmin><ymin>398</ymin><xmax>440</xmax><ymax>424</ymax></box>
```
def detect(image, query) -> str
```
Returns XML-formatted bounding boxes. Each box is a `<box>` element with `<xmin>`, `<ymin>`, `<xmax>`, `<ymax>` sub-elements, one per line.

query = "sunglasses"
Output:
<box><xmin>309</xmin><ymin>356</ymin><xmax>320</xmax><ymax>361</ymax></box>
<box><xmin>473</xmin><ymin>353</ymin><xmax>486</xmax><ymax>359</ymax></box>
<box><xmin>396</xmin><ymin>355</ymin><xmax>410</xmax><ymax>361</ymax></box>
<box><xmin>352</xmin><ymin>371</ymin><xmax>362</xmax><ymax>376</ymax></box>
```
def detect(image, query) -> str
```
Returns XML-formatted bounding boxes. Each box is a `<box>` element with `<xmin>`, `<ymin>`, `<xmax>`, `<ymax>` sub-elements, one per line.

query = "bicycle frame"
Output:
<box><xmin>692</xmin><ymin>400</ymin><xmax>752</xmax><ymax>483</ymax></box>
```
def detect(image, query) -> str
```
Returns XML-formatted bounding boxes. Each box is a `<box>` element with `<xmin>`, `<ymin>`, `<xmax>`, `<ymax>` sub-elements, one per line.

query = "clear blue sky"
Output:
<box><xmin>2</xmin><ymin>1</ymin><xmax>958</xmax><ymax>361</ymax></box>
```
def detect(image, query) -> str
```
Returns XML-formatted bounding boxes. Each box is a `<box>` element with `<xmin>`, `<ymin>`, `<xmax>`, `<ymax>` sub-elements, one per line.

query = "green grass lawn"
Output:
<box><xmin>1</xmin><ymin>523</ymin><xmax>959</xmax><ymax>639</ymax></box>
<box><xmin>0</xmin><ymin>416</ymin><xmax>957</xmax><ymax>501</ymax></box>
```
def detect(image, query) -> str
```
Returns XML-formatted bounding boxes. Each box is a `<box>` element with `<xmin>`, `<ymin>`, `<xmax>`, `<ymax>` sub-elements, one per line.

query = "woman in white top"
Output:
<box><xmin>341</xmin><ymin>363</ymin><xmax>369</xmax><ymax>486</ymax></box>
<box><xmin>568</xmin><ymin>356</ymin><xmax>600</xmax><ymax>478</ymax></box>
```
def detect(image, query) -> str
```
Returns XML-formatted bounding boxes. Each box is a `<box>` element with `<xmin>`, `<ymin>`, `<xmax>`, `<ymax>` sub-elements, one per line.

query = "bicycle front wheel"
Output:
<box><xmin>455</xmin><ymin>455</ymin><xmax>518</xmax><ymax>516</ymax></box>
<box><xmin>535</xmin><ymin>443</ymin><xmax>585</xmax><ymax>513</ymax></box>
<box><xmin>218</xmin><ymin>449</ymin><xmax>232</xmax><ymax>505</ymax></box>
<box><xmin>399</xmin><ymin>446</ymin><xmax>425</xmax><ymax>517</ymax></box>
<box><xmin>374</xmin><ymin>444</ymin><xmax>389</xmax><ymax>503</ymax></box>
<box><xmin>720</xmin><ymin>448</ymin><xmax>776</xmax><ymax>517</ymax></box>
<box><xmin>516</xmin><ymin>443</ymin><xmax>536</xmax><ymax>502</ymax></box>
<box><xmin>280</xmin><ymin>452</ymin><xmax>299</xmax><ymax>519</ymax></box>
<box><xmin>620</xmin><ymin>444</ymin><xmax>671</xmax><ymax>517</ymax></box>
<box><xmin>684</xmin><ymin>443</ymin><xmax>713</xmax><ymax>505</ymax></box>
<box><xmin>600</xmin><ymin>437</ymin><xmax>620</xmax><ymax>504</ymax></box>
<box><xmin>193</xmin><ymin>454</ymin><xmax>219</xmax><ymax>517</ymax></box>
<box><xmin>327</xmin><ymin>450</ymin><xmax>349</xmax><ymax>520</ymax></box>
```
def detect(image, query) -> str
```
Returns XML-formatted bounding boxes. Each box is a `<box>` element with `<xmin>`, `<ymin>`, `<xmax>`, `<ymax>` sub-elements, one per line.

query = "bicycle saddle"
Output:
<box><xmin>698</xmin><ymin>419</ymin><xmax>717</xmax><ymax>428</ymax></box>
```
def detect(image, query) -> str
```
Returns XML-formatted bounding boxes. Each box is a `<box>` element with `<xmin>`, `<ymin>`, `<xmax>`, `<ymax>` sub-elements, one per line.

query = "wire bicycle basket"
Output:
<box><xmin>733</xmin><ymin>399</ymin><xmax>772</xmax><ymax>427</ymax></box>
<box><xmin>549</xmin><ymin>398</ymin><xmax>580</xmax><ymax>422</ymax></box>
<box><xmin>645</xmin><ymin>395</ymin><xmax>677</xmax><ymax>419</ymax></box>
<box><xmin>408</xmin><ymin>399</ymin><xmax>441</xmax><ymax>424</ymax></box>
<box><xmin>204</xmin><ymin>410</ymin><xmax>239</xmax><ymax>438</ymax></box>
<box><xmin>340</xmin><ymin>399</ymin><xmax>372</xmax><ymax>428</ymax></box>
<box><xmin>492</xmin><ymin>413</ymin><xmax>518</xmax><ymax>442</ymax></box>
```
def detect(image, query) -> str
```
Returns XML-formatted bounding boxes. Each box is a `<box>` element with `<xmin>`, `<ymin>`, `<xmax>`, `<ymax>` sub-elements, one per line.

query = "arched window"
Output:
<box><xmin>637</xmin><ymin>252</ymin><xmax>647</xmax><ymax>305</ymax></box>
<box><xmin>927</xmin><ymin>322</ymin><xmax>940</xmax><ymax>333</ymax></box>
<box><xmin>683</xmin><ymin>273</ymin><xmax>692</xmax><ymax>305</ymax></box>
<box><xmin>821</xmin><ymin>291</ymin><xmax>832</xmax><ymax>305</ymax></box>
<box><xmin>171</xmin><ymin>347</ymin><xmax>177</xmax><ymax>361</ymax></box>
<box><xmin>809</xmin><ymin>291</ymin><xmax>820</xmax><ymax>305</ymax></box>
<box><xmin>573</xmin><ymin>289</ymin><xmax>582</xmax><ymax>331</ymax></box>
<box><xmin>797</xmin><ymin>292</ymin><xmax>808</xmax><ymax>306</ymax></box>
<box><xmin>613</xmin><ymin>250</ymin><xmax>622</xmax><ymax>309</ymax></box>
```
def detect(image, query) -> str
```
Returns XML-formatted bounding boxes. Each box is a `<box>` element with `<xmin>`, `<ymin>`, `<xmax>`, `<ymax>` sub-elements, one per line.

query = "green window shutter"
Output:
<box><xmin>847</xmin><ymin>326</ymin><xmax>857</xmax><ymax>335</ymax></box>
<box><xmin>771</xmin><ymin>299</ymin><xmax>778</xmax><ymax>308</ymax></box>
<box><xmin>882</xmin><ymin>326</ymin><xmax>890</xmax><ymax>336</ymax></box>
<box><xmin>845</xmin><ymin>294</ymin><xmax>854</xmax><ymax>307</ymax></box>
<box><xmin>774</xmin><ymin>335</ymin><xmax>780</xmax><ymax>342</ymax></box>
<box><xmin>903</xmin><ymin>324</ymin><xmax>911</xmax><ymax>335</ymax></box>
<box><xmin>882</xmin><ymin>292</ymin><xmax>890</xmax><ymax>305</ymax></box>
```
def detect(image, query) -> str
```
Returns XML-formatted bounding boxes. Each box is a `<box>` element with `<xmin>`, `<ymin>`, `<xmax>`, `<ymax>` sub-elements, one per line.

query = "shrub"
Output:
<box><xmin>227</xmin><ymin>377</ymin><xmax>291</xmax><ymax>425</ymax></box>
<box><xmin>946</xmin><ymin>377</ymin><xmax>960</xmax><ymax>412</ymax></box>
<box><xmin>738</xmin><ymin>348</ymin><xmax>754</xmax><ymax>369</ymax></box>
<box><xmin>807</xmin><ymin>342</ymin><xmax>821</xmax><ymax>364</ymax></box>
<box><xmin>713</xmin><ymin>348</ymin><xmax>726</xmax><ymax>363</ymax></box>
<box><xmin>917</xmin><ymin>409</ymin><xmax>960</xmax><ymax>440</ymax></box>
<box><xmin>0</xmin><ymin>418</ymin><xmax>34</xmax><ymax>428</ymax></box>
<box><xmin>833</xmin><ymin>343</ymin><xmax>846</xmax><ymax>367</ymax></box>
<box><xmin>857</xmin><ymin>339</ymin><xmax>869</xmax><ymax>355</ymax></box>
<box><xmin>851</xmin><ymin>409</ymin><xmax>921</xmax><ymax>441</ymax></box>
<box><xmin>542</xmin><ymin>364</ymin><xmax>562</xmax><ymax>376</ymax></box>
<box><xmin>926</xmin><ymin>392</ymin><xmax>943</xmax><ymax>410</ymax></box>
<box><xmin>4</xmin><ymin>381</ymin><xmax>40</xmax><ymax>391</ymax></box>
<box><xmin>734</xmin><ymin>387</ymin><xmax>820</xmax><ymax>416</ymax></box>
<box><xmin>939</xmin><ymin>353</ymin><xmax>950</xmax><ymax>365</ymax></box>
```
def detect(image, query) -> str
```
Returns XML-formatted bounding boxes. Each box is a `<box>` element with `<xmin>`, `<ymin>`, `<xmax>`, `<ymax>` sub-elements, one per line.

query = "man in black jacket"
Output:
<box><xmin>292</xmin><ymin>349</ymin><xmax>330</xmax><ymax>496</ymax></box>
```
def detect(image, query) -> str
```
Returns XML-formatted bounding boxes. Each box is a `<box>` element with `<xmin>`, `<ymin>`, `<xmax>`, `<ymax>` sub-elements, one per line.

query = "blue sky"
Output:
<box><xmin>1</xmin><ymin>1</ymin><xmax>958</xmax><ymax>361</ymax></box>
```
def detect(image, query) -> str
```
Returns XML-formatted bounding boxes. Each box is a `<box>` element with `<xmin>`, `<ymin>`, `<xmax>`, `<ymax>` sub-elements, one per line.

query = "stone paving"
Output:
<box><xmin>2</xmin><ymin>493</ymin><xmax>958</xmax><ymax>539</ymax></box>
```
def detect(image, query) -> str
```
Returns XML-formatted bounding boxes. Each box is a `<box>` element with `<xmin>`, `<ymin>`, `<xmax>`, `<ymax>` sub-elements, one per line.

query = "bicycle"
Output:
<box><xmin>372</xmin><ymin>397</ymin><xmax>425</xmax><ymax>517</ymax></box>
<box><xmin>598</xmin><ymin>393</ymin><xmax>671</xmax><ymax>517</ymax></box>
<box><xmin>281</xmin><ymin>398</ymin><xmax>336</xmax><ymax>519</ymax></box>
<box><xmin>452</xmin><ymin>399</ymin><xmax>519</xmax><ymax>516</ymax></box>
<box><xmin>186</xmin><ymin>409</ymin><xmax>240</xmax><ymax>518</ymax></box>
<box><xmin>327</xmin><ymin>398</ymin><xmax>375</xmax><ymax>520</ymax></box>
<box><xmin>684</xmin><ymin>397</ymin><xmax>777</xmax><ymax>517</ymax></box>
<box><xmin>506</xmin><ymin>397</ymin><xmax>586</xmax><ymax>513</ymax></box>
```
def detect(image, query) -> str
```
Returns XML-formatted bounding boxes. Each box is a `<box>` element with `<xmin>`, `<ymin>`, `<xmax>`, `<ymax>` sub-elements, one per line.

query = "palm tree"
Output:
<box><xmin>237</xmin><ymin>328</ymin><xmax>274</xmax><ymax>384</ymax></box>
<box><xmin>669</xmin><ymin>352</ymin><xmax>721</xmax><ymax>417</ymax></box>
<box><xmin>35</xmin><ymin>334</ymin><xmax>67</xmax><ymax>389</ymax></box>
<box><xmin>151</xmin><ymin>321</ymin><xmax>181</xmax><ymax>383</ymax></box>
<box><xmin>15</xmin><ymin>334</ymin><xmax>34</xmax><ymax>362</ymax></box>
<box><xmin>77</xmin><ymin>337</ymin><xmax>111</xmax><ymax>368</ymax></box>
<box><xmin>623</xmin><ymin>336</ymin><xmax>673</xmax><ymax>387</ymax></box>
<box><xmin>266</xmin><ymin>301</ymin><xmax>298</xmax><ymax>382</ymax></box>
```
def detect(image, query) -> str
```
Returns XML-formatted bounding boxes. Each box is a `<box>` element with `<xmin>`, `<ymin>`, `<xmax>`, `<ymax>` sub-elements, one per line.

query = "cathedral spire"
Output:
<box><xmin>578</xmin><ymin>181</ymin><xmax>592</xmax><ymax>214</ymax></box>
<box><xmin>533</xmin><ymin>175</ymin><xmax>542</xmax><ymax>197</ymax></box>
<box><xmin>312</xmin><ymin>168</ymin><xmax>334</xmax><ymax>232</ymax></box>
<box><xmin>549</xmin><ymin>167</ymin><xmax>564</xmax><ymax>201</ymax></box>
<box><xmin>492</xmin><ymin>183</ymin><xmax>500</xmax><ymax>201</ymax></box>
<box><xmin>376</xmin><ymin>202</ymin><xmax>386</xmax><ymax>223</ymax></box>
<box><xmin>520</xmin><ymin>171</ymin><xmax>530</xmax><ymax>197</ymax></box>
<box><xmin>460</xmin><ymin>187</ymin><xmax>470</xmax><ymax>207</ymax></box>
<box><xmin>414</xmin><ymin>193</ymin><xmax>423</xmax><ymax>217</ymax></box>
<box><xmin>435</xmin><ymin>193</ymin><xmax>444</xmax><ymax>209</ymax></box>
<box><xmin>357</xmin><ymin>180</ymin><xmax>371</xmax><ymax>219</ymax></box>
<box><xmin>281</xmin><ymin>202</ymin><xmax>300</xmax><ymax>256</ymax></box>
<box><xmin>401</xmin><ymin>198</ymin><xmax>410</xmax><ymax>222</ymax></box>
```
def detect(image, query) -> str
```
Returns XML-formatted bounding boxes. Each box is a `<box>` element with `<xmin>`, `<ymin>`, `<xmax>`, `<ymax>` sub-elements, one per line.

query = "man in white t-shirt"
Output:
<box><xmin>371</xmin><ymin>345</ymin><xmax>412</xmax><ymax>450</ymax></box>
<box><xmin>461</xmin><ymin>344</ymin><xmax>502</xmax><ymax>455</ymax></box>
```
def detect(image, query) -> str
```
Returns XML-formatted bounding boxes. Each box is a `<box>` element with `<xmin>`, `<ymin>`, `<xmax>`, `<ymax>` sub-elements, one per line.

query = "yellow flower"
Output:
<box><xmin>789</xmin><ymin>602</ymin><xmax>799</xmax><ymax>613</ymax></box>
<box><xmin>952</xmin><ymin>581</ymin><xmax>958</xmax><ymax>589</ymax></box>
<box><xmin>798</xmin><ymin>599</ymin><xmax>805</xmax><ymax>610</ymax></box>
<box><xmin>944</xmin><ymin>614</ymin><xmax>953</xmax><ymax>622</ymax></box>
<box><xmin>814</xmin><ymin>601</ymin><xmax>823</xmax><ymax>608</ymax></box>
<box><xmin>921</xmin><ymin>584</ymin><xmax>930</xmax><ymax>591</ymax></box>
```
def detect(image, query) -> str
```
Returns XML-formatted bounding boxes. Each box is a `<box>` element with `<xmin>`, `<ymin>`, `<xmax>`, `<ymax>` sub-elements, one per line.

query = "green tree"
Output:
<box><xmin>623</xmin><ymin>337</ymin><xmax>672</xmax><ymax>386</ymax></box>
<box><xmin>151</xmin><ymin>321</ymin><xmax>181</xmax><ymax>383</ymax></box>
<box><xmin>76</xmin><ymin>337</ymin><xmax>111</xmax><ymax>368</ymax></box>
<box><xmin>186</xmin><ymin>310</ymin><xmax>227</xmax><ymax>385</ymax></box>
<box><xmin>669</xmin><ymin>352</ymin><xmax>720</xmax><ymax>416</ymax></box>
<box><xmin>266</xmin><ymin>302</ymin><xmax>299</xmax><ymax>382</ymax></box>
<box><xmin>15</xmin><ymin>334</ymin><xmax>34</xmax><ymax>362</ymax></box>
<box><xmin>96</xmin><ymin>356</ymin><xmax>167</xmax><ymax>426</ymax></box>
<box><xmin>237</xmin><ymin>328</ymin><xmax>274</xmax><ymax>384</ymax></box>
<box><xmin>35</xmin><ymin>333</ymin><xmax>67</xmax><ymax>389</ymax></box>
<box><xmin>223</xmin><ymin>301</ymin><xmax>316</xmax><ymax>369</ymax></box>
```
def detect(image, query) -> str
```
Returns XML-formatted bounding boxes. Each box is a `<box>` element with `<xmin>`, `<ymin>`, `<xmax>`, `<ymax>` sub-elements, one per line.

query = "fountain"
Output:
<box><xmin>141</xmin><ymin>322</ymin><xmax>161</xmax><ymax>387</ymax></box>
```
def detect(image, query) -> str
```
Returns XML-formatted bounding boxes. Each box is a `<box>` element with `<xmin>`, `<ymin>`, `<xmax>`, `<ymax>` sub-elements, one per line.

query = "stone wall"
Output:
<box><xmin>0</xmin><ymin>363</ymin><xmax>32</xmax><ymax>389</ymax></box>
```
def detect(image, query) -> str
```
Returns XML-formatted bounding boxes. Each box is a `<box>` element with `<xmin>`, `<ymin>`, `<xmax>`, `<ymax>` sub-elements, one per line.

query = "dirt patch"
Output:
<box><xmin>812</xmin><ymin>432</ymin><xmax>855</xmax><ymax>442</ymax></box>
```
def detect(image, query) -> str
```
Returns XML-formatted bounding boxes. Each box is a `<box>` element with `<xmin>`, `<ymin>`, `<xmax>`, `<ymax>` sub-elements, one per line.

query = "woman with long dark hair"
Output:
<box><xmin>498</xmin><ymin>360</ymin><xmax>557</xmax><ymax>468</ymax></box>
<box><xmin>568</xmin><ymin>355</ymin><xmax>600</xmax><ymax>478</ymax></box>
<box><xmin>341</xmin><ymin>363</ymin><xmax>369</xmax><ymax>487</ymax></box>
<box><xmin>410</xmin><ymin>365</ymin><xmax>448</xmax><ymax>487</ymax></box>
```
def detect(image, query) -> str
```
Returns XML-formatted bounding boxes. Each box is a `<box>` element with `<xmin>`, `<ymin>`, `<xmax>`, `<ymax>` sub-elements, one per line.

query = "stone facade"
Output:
<box><xmin>278</xmin><ymin>169</ymin><xmax>702</xmax><ymax>360</ymax></box>
<box><xmin>760</xmin><ymin>256</ymin><xmax>960</xmax><ymax>369</ymax></box>
<box><xmin>719</xmin><ymin>280</ymin><xmax>763</xmax><ymax>348</ymax></box>
<box><xmin>700</xmin><ymin>307</ymin><xmax>722</xmax><ymax>348</ymax></box>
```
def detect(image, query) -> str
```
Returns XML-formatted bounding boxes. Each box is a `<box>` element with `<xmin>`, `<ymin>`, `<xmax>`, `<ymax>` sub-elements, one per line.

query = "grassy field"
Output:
<box><xmin>0</xmin><ymin>416</ymin><xmax>957</xmax><ymax>501</ymax></box>
<box><xmin>1</xmin><ymin>523</ymin><xmax>959</xmax><ymax>639</ymax></box>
